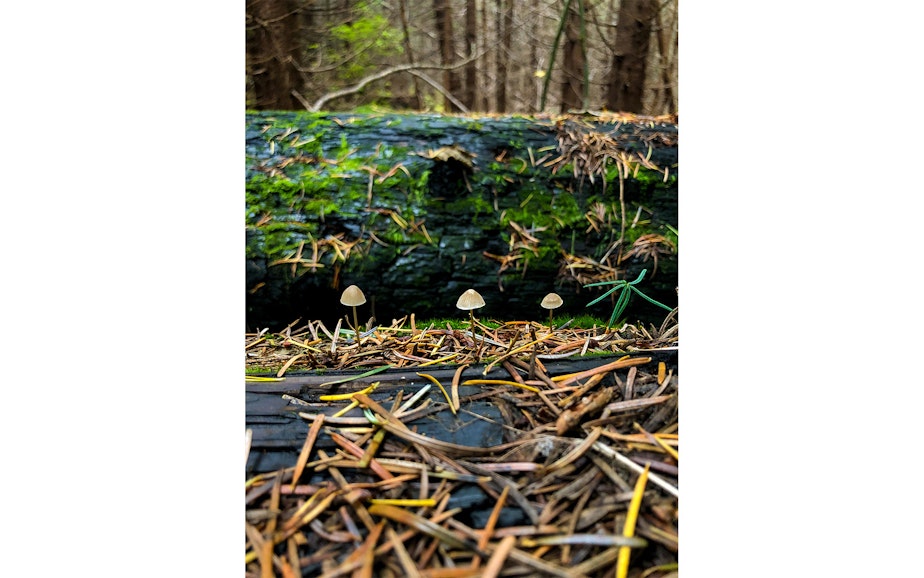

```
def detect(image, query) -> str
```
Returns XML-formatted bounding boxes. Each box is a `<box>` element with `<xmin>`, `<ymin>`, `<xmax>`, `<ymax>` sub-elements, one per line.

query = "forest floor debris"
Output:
<box><xmin>245</xmin><ymin>313</ymin><xmax>678</xmax><ymax>578</ymax></box>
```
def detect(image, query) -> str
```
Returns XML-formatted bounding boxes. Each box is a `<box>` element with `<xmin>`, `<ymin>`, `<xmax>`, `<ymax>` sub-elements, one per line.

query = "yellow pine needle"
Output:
<box><xmin>319</xmin><ymin>381</ymin><xmax>380</xmax><ymax>401</ymax></box>
<box><xmin>418</xmin><ymin>352</ymin><xmax>459</xmax><ymax>366</ymax></box>
<box><xmin>616</xmin><ymin>463</ymin><xmax>650</xmax><ymax>578</ymax></box>
<box><xmin>389</xmin><ymin>210</ymin><xmax>409</xmax><ymax>229</ymax></box>
<box><xmin>369</xmin><ymin>498</ymin><xmax>437</xmax><ymax>507</ymax></box>
<box><xmin>652</xmin><ymin>436</ymin><xmax>680</xmax><ymax>462</ymax></box>
<box><xmin>641</xmin><ymin>563</ymin><xmax>679</xmax><ymax>578</ymax></box>
<box><xmin>359</xmin><ymin>427</ymin><xmax>387</xmax><ymax>468</ymax></box>
<box><xmin>280</xmin><ymin>337</ymin><xmax>324</xmax><ymax>353</ymax></box>
<box><xmin>332</xmin><ymin>399</ymin><xmax>359</xmax><ymax>418</ymax></box>
<box><xmin>416</xmin><ymin>373</ymin><xmax>456</xmax><ymax>414</ymax></box>
<box><xmin>461</xmin><ymin>379</ymin><xmax>540</xmax><ymax>393</ymax></box>
<box><xmin>633</xmin><ymin>423</ymin><xmax>679</xmax><ymax>461</ymax></box>
<box><xmin>245</xmin><ymin>375</ymin><xmax>285</xmax><ymax>382</ymax></box>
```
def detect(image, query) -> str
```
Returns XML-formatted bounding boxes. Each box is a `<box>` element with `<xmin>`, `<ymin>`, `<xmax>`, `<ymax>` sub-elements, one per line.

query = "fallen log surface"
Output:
<box><xmin>245</xmin><ymin>111</ymin><xmax>678</xmax><ymax>331</ymax></box>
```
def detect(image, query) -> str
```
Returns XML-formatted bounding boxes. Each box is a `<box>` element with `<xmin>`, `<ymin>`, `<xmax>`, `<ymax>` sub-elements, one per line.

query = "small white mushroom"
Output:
<box><xmin>456</xmin><ymin>288</ymin><xmax>485</xmax><ymax>328</ymax></box>
<box><xmin>456</xmin><ymin>288</ymin><xmax>486</xmax><ymax>312</ymax></box>
<box><xmin>340</xmin><ymin>285</ymin><xmax>366</xmax><ymax>341</ymax></box>
<box><xmin>540</xmin><ymin>292</ymin><xmax>563</xmax><ymax>332</ymax></box>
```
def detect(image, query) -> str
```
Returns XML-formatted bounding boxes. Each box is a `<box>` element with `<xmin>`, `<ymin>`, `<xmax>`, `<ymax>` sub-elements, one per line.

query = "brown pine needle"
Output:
<box><xmin>592</xmin><ymin>441</ymin><xmax>679</xmax><ymax>498</ymax></box>
<box><xmin>481</xmin><ymin>333</ymin><xmax>553</xmax><ymax>375</ymax></box>
<box><xmin>328</xmin><ymin>432</ymin><xmax>395</xmax><ymax>480</ymax></box>
<box><xmin>367</xmin><ymin>503</ymin><xmax>486</xmax><ymax>556</ymax></box>
<box><xmin>387</xmin><ymin>526</ymin><xmax>422</xmax><ymax>578</ymax></box>
<box><xmin>477</xmin><ymin>485</ymin><xmax>510</xmax><ymax>553</ymax></box>
<box><xmin>276</xmin><ymin>353</ymin><xmax>304</xmax><ymax>378</ymax></box>
<box><xmin>369</xmin><ymin>498</ymin><xmax>437</xmax><ymax>507</ymax></box>
<box><xmin>542</xmin><ymin>427</ymin><xmax>603</xmax><ymax>474</ymax></box>
<box><xmin>521</xmin><ymin>534</ymin><xmax>647</xmax><ymax>548</ymax></box>
<box><xmin>481</xmin><ymin>535</ymin><xmax>517</xmax><ymax>578</ymax></box>
<box><xmin>451</xmin><ymin>363</ymin><xmax>469</xmax><ymax>412</ymax></box>
<box><xmin>246</xmin><ymin>313</ymin><xmax>680</xmax><ymax>576</ymax></box>
<box><xmin>290</xmin><ymin>414</ymin><xmax>324</xmax><ymax>492</ymax></box>
<box><xmin>551</xmin><ymin>356</ymin><xmax>652</xmax><ymax>387</ymax></box>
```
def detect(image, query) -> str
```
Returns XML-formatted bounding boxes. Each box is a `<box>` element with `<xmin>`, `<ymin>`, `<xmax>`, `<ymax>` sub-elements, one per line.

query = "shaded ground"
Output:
<box><xmin>245</xmin><ymin>313</ymin><xmax>678</xmax><ymax>577</ymax></box>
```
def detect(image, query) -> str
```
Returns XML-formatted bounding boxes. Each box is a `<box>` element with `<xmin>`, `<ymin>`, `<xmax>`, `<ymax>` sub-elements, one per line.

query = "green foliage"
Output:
<box><xmin>584</xmin><ymin>269</ymin><xmax>674</xmax><ymax>330</ymax></box>
<box><xmin>329</xmin><ymin>4</ymin><xmax>403</xmax><ymax>83</ymax></box>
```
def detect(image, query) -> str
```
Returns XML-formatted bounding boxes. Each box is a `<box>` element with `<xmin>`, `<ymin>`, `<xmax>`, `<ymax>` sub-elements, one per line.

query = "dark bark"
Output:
<box><xmin>462</xmin><ymin>0</ymin><xmax>478</xmax><ymax>109</ymax></box>
<box><xmin>480</xmin><ymin>0</ymin><xmax>491</xmax><ymax>111</ymax></box>
<box><xmin>559</xmin><ymin>0</ymin><xmax>584</xmax><ymax>112</ymax></box>
<box><xmin>654</xmin><ymin>3</ymin><xmax>677</xmax><ymax>115</ymax></box>
<box><xmin>495</xmin><ymin>0</ymin><xmax>506</xmax><ymax>112</ymax></box>
<box><xmin>399</xmin><ymin>0</ymin><xmax>424</xmax><ymax>110</ymax></box>
<box><xmin>605</xmin><ymin>0</ymin><xmax>655</xmax><ymax>113</ymax></box>
<box><xmin>433</xmin><ymin>0</ymin><xmax>459</xmax><ymax>111</ymax></box>
<box><xmin>246</xmin><ymin>0</ymin><xmax>304</xmax><ymax>110</ymax></box>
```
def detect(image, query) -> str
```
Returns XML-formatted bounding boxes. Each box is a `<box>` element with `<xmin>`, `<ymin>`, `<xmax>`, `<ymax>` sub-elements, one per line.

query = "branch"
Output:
<box><xmin>297</xmin><ymin>50</ymin><xmax>483</xmax><ymax>112</ymax></box>
<box><xmin>406</xmin><ymin>70</ymin><xmax>469</xmax><ymax>113</ymax></box>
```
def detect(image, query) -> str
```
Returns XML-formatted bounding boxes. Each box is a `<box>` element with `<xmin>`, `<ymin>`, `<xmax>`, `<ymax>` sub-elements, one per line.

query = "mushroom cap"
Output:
<box><xmin>340</xmin><ymin>285</ymin><xmax>367</xmax><ymax>306</ymax></box>
<box><xmin>456</xmin><ymin>288</ymin><xmax>486</xmax><ymax>311</ymax></box>
<box><xmin>540</xmin><ymin>292</ymin><xmax>563</xmax><ymax>309</ymax></box>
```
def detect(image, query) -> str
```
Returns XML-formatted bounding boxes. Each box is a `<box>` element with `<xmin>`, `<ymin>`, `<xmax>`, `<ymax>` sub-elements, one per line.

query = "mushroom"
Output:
<box><xmin>340</xmin><ymin>285</ymin><xmax>366</xmax><ymax>343</ymax></box>
<box><xmin>456</xmin><ymin>288</ymin><xmax>486</xmax><ymax>342</ymax></box>
<box><xmin>540</xmin><ymin>292</ymin><xmax>563</xmax><ymax>333</ymax></box>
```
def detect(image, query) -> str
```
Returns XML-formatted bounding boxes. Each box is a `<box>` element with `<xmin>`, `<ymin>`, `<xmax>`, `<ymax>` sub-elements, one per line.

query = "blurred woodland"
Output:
<box><xmin>245</xmin><ymin>0</ymin><xmax>678</xmax><ymax>115</ymax></box>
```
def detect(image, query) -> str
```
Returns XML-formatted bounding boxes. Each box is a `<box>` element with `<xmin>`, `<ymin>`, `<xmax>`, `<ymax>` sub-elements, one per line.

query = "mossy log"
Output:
<box><xmin>246</xmin><ymin>111</ymin><xmax>678</xmax><ymax>331</ymax></box>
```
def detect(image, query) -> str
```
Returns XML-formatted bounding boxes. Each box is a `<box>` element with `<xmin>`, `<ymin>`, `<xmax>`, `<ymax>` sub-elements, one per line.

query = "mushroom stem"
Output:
<box><xmin>352</xmin><ymin>307</ymin><xmax>361</xmax><ymax>345</ymax></box>
<box><xmin>548</xmin><ymin>310</ymin><xmax>554</xmax><ymax>334</ymax></box>
<box><xmin>469</xmin><ymin>310</ymin><xmax>477</xmax><ymax>357</ymax></box>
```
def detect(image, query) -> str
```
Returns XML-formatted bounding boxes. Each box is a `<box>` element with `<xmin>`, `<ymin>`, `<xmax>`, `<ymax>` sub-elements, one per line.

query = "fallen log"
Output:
<box><xmin>245</xmin><ymin>111</ymin><xmax>678</xmax><ymax>331</ymax></box>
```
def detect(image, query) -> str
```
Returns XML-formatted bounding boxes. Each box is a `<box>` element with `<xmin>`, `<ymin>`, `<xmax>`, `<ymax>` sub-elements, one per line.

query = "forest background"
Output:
<box><xmin>245</xmin><ymin>0</ymin><xmax>677</xmax><ymax>117</ymax></box>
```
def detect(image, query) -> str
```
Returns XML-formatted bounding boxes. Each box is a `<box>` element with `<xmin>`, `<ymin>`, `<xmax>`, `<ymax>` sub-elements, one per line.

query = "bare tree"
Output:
<box><xmin>651</xmin><ymin>1</ymin><xmax>678</xmax><ymax>114</ymax></box>
<box><xmin>461</xmin><ymin>0</ymin><xmax>478</xmax><ymax>109</ymax></box>
<box><xmin>605</xmin><ymin>0</ymin><xmax>656</xmax><ymax>113</ymax></box>
<box><xmin>560</xmin><ymin>0</ymin><xmax>586</xmax><ymax>112</ymax></box>
<box><xmin>246</xmin><ymin>0</ymin><xmax>304</xmax><ymax>110</ymax></box>
<box><xmin>433</xmin><ymin>0</ymin><xmax>460</xmax><ymax>111</ymax></box>
<box><xmin>495</xmin><ymin>0</ymin><xmax>514</xmax><ymax>112</ymax></box>
<box><xmin>399</xmin><ymin>0</ymin><xmax>424</xmax><ymax>109</ymax></box>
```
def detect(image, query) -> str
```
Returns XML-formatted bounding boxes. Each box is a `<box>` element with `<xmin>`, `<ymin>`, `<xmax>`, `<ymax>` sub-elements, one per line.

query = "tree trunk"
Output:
<box><xmin>246</xmin><ymin>0</ymin><xmax>303</xmax><ymax>110</ymax></box>
<box><xmin>605</xmin><ymin>0</ymin><xmax>655</xmax><ymax>113</ymax></box>
<box><xmin>495</xmin><ymin>0</ymin><xmax>508</xmax><ymax>112</ymax></box>
<box><xmin>433</xmin><ymin>0</ymin><xmax>459</xmax><ymax>111</ymax></box>
<box><xmin>462</xmin><ymin>0</ymin><xmax>478</xmax><ymax>110</ymax></box>
<box><xmin>653</xmin><ymin>2</ymin><xmax>678</xmax><ymax>115</ymax></box>
<box><xmin>399</xmin><ymin>0</ymin><xmax>424</xmax><ymax>110</ymax></box>
<box><xmin>559</xmin><ymin>0</ymin><xmax>584</xmax><ymax>112</ymax></box>
<box><xmin>480</xmin><ymin>0</ymin><xmax>491</xmax><ymax>111</ymax></box>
